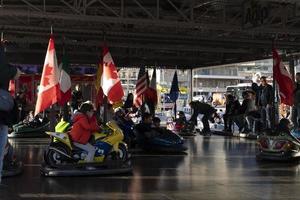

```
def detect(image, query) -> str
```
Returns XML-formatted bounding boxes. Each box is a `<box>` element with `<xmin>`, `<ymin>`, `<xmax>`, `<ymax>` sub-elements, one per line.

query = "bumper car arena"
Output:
<box><xmin>2</xmin><ymin>1</ymin><xmax>300</xmax><ymax>200</ymax></box>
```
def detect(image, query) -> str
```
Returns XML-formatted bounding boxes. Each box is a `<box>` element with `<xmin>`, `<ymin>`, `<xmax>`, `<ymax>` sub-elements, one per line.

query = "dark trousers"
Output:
<box><xmin>223</xmin><ymin>113</ymin><xmax>232</xmax><ymax>131</ymax></box>
<box><xmin>202</xmin><ymin>113</ymin><xmax>212</xmax><ymax>133</ymax></box>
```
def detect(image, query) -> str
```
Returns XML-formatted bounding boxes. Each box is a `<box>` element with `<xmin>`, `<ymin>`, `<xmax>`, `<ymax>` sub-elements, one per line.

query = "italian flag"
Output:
<box><xmin>58</xmin><ymin>55</ymin><xmax>71</xmax><ymax>105</ymax></box>
<box><xmin>35</xmin><ymin>35</ymin><xmax>60</xmax><ymax>116</ymax></box>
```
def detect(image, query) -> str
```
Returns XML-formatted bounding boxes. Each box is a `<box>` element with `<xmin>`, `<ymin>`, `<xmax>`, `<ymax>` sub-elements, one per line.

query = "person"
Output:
<box><xmin>276</xmin><ymin>118</ymin><xmax>291</xmax><ymax>135</ymax></box>
<box><xmin>135</xmin><ymin>113</ymin><xmax>160</xmax><ymax>139</ymax></box>
<box><xmin>258</xmin><ymin>76</ymin><xmax>274</xmax><ymax>129</ymax></box>
<box><xmin>292</xmin><ymin>72</ymin><xmax>300</xmax><ymax>129</ymax></box>
<box><xmin>70</xmin><ymin>102</ymin><xmax>99</xmax><ymax>164</ymax></box>
<box><xmin>0</xmin><ymin>42</ymin><xmax>20</xmax><ymax>183</ymax></box>
<box><xmin>189</xmin><ymin>101</ymin><xmax>217</xmax><ymax>134</ymax></box>
<box><xmin>71</xmin><ymin>84</ymin><xmax>83</xmax><ymax>112</ymax></box>
<box><xmin>223</xmin><ymin>94</ymin><xmax>240</xmax><ymax>132</ymax></box>
<box><xmin>176</xmin><ymin>111</ymin><xmax>187</xmax><ymax>126</ymax></box>
<box><xmin>232</xmin><ymin>91</ymin><xmax>256</xmax><ymax>133</ymax></box>
<box><xmin>15</xmin><ymin>90</ymin><xmax>28</xmax><ymax>121</ymax></box>
<box><xmin>123</xmin><ymin>93</ymin><xmax>134</xmax><ymax>112</ymax></box>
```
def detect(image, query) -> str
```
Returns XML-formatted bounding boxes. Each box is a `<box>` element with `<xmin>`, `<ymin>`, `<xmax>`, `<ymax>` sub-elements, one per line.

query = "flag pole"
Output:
<box><xmin>61</xmin><ymin>35</ymin><xmax>69</xmax><ymax>122</ymax></box>
<box><xmin>49</xmin><ymin>27</ymin><xmax>56</xmax><ymax>131</ymax></box>
<box><xmin>102</xmin><ymin>32</ymin><xmax>108</xmax><ymax>124</ymax></box>
<box><xmin>272</xmin><ymin>39</ymin><xmax>279</xmax><ymax>128</ymax></box>
<box><xmin>174</xmin><ymin>68</ymin><xmax>177</xmax><ymax>118</ymax></box>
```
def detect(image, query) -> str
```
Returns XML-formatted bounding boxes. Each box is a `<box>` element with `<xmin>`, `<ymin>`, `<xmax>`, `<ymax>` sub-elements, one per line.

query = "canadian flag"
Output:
<box><xmin>34</xmin><ymin>35</ymin><xmax>60</xmax><ymax>115</ymax></box>
<box><xmin>101</xmin><ymin>46</ymin><xmax>124</xmax><ymax>104</ymax></box>
<box><xmin>273</xmin><ymin>48</ymin><xmax>295</xmax><ymax>106</ymax></box>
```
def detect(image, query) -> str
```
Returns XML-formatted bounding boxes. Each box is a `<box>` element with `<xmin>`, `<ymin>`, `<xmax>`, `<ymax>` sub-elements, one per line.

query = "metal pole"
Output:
<box><xmin>289</xmin><ymin>56</ymin><xmax>296</xmax><ymax>120</ymax></box>
<box><xmin>272</xmin><ymin>45</ymin><xmax>279</xmax><ymax>127</ymax></box>
<box><xmin>190</xmin><ymin>68</ymin><xmax>193</xmax><ymax>104</ymax></box>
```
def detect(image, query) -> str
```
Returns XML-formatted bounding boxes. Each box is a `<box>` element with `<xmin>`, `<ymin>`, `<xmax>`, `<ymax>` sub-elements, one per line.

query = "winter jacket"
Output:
<box><xmin>70</xmin><ymin>112</ymin><xmax>99</xmax><ymax>144</ymax></box>
<box><xmin>239</xmin><ymin>99</ymin><xmax>256</xmax><ymax>114</ymax></box>
<box><xmin>259</xmin><ymin>84</ymin><xmax>273</xmax><ymax>106</ymax></box>
<box><xmin>0</xmin><ymin>46</ymin><xmax>18</xmax><ymax>125</ymax></box>
<box><xmin>189</xmin><ymin>101</ymin><xmax>216</xmax><ymax>123</ymax></box>
<box><xmin>225</xmin><ymin>100</ymin><xmax>240</xmax><ymax>115</ymax></box>
<box><xmin>251</xmin><ymin>82</ymin><xmax>260</xmax><ymax>106</ymax></box>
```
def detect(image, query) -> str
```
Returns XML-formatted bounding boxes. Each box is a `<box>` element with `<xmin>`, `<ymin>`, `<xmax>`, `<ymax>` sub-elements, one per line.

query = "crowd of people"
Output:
<box><xmin>221</xmin><ymin>76</ymin><xmax>275</xmax><ymax>133</ymax></box>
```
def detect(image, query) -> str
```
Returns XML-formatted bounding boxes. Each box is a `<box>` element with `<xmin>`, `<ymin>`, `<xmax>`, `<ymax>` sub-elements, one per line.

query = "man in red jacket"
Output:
<box><xmin>70</xmin><ymin>102</ymin><xmax>100</xmax><ymax>163</ymax></box>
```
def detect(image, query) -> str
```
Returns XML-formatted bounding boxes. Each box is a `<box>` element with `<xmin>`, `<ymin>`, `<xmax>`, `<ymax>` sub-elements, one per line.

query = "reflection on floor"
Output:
<box><xmin>1</xmin><ymin>136</ymin><xmax>300</xmax><ymax>200</ymax></box>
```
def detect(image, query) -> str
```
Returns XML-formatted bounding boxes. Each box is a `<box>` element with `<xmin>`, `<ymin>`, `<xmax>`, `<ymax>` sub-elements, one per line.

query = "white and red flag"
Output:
<box><xmin>35</xmin><ymin>35</ymin><xmax>60</xmax><ymax>115</ymax></box>
<box><xmin>57</xmin><ymin>55</ymin><xmax>71</xmax><ymax>105</ymax></box>
<box><xmin>101</xmin><ymin>46</ymin><xmax>124</xmax><ymax>104</ymax></box>
<box><xmin>273</xmin><ymin>48</ymin><xmax>294</xmax><ymax>106</ymax></box>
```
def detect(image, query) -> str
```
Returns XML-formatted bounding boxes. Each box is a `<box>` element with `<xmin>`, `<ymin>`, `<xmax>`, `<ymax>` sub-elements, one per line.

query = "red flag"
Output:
<box><xmin>8</xmin><ymin>80</ymin><xmax>15</xmax><ymax>97</ymax></box>
<box><xmin>35</xmin><ymin>35</ymin><xmax>60</xmax><ymax>115</ymax></box>
<box><xmin>273</xmin><ymin>48</ymin><xmax>294</xmax><ymax>106</ymax></box>
<box><xmin>144</xmin><ymin>68</ymin><xmax>157</xmax><ymax>105</ymax></box>
<box><xmin>101</xmin><ymin>46</ymin><xmax>124</xmax><ymax>104</ymax></box>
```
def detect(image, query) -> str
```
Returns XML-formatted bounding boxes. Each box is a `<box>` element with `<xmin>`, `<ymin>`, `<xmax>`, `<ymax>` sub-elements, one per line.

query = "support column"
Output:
<box><xmin>190</xmin><ymin>68</ymin><xmax>193</xmax><ymax>104</ymax></box>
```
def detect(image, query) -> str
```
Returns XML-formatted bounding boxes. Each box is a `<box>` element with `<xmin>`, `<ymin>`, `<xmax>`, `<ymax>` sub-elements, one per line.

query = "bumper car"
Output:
<box><xmin>256</xmin><ymin>130</ymin><xmax>300</xmax><ymax>161</ymax></box>
<box><xmin>136</xmin><ymin>130</ymin><xmax>187</xmax><ymax>153</ymax></box>
<box><xmin>9</xmin><ymin>119</ymin><xmax>50</xmax><ymax>138</ymax></box>
<box><xmin>171</xmin><ymin>122</ymin><xmax>198</xmax><ymax>137</ymax></box>
<box><xmin>2</xmin><ymin>142</ymin><xmax>23</xmax><ymax>178</ymax></box>
<box><xmin>41</xmin><ymin>120</ymin><xmax>132</xmax><ymax>177</ymax></box>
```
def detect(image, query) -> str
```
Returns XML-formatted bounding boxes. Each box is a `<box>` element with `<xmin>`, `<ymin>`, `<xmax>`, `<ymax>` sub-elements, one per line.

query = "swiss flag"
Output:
<box><xmin>273</xmin><ymin>48</ymin><xmax>294</xmax><ymax>106</ymax></box>
<box><xmin>101</xmin><ymin>46</ymin><xmax>124</xmax><ymax>104</ymax></box>
<box><xmin>34</xmin><ymin>35</ymin><xmax>60</xmax><ymax>115</ymax></box>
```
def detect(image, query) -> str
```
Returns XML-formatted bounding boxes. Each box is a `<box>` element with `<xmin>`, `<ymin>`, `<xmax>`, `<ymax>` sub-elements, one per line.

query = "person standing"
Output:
<box><xmin>292</xmin><ymin>73</ymin><xmax>300</xmax><ymax>129</ymax></box>
<box><xmin>258</xmin><ymin>76</ymin><xmax>274</xmax><ymax>129</ymax></box>
<box><xmin>71</xmin><ymin>84</ymin><xmax>83</xmax><ymax>113</ymax></box>
<box><xmin>0</xmin><ymin>42</ymin><xmax>20</xmax><ymax>183</ymax></box>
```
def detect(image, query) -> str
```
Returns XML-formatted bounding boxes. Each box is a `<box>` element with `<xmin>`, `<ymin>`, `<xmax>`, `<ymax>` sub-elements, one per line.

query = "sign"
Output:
<box><xmin>243</xmin><ymin>0</ymin><xmax>269</xmax><ymax>28</ymax></box>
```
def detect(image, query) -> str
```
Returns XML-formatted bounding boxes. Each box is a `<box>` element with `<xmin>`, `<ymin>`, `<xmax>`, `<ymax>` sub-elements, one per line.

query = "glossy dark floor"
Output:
<box><xmin>2</xmin><ymin>135</ymin><xmax>300</xmax><ymax>200</ymax></box>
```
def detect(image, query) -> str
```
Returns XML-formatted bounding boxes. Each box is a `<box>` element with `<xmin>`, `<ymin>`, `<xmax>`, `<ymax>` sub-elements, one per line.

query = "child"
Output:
<box><xmin>70</xmin><ymin>102</ymin><xmax>99</xmax><ymax>163</ymax></box>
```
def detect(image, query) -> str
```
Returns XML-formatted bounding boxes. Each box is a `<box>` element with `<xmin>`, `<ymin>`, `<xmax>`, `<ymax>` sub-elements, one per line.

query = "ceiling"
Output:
<box><xmin>1</xmin><ymin>0</ymin><xmax>300</xmax><ymax>69</ymax></box>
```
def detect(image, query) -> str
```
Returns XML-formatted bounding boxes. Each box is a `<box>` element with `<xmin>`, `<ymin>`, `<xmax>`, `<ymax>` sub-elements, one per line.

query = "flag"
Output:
<box><xmin>145</xmin><ymin>68</ymin><xmax>158</xmax><ymax>105</ymax></box>
<box><xmin>34</xmin><ymin>35</ymin><xmax>60</xmax><ymax>116</ymax></box>
<box><xmin>8</xmin><ymin>80</ymin><xmax>15</xmax><ymax>97</ymax></box>
<box><xmin>95</xmin><ymin>63</ymin><xmax>104</xmax><ymax>106</ymax></box>
<box><xmin>273</xmin><ymin>48</ymin><xmax>294</xmax><ymax>106</ymax></box>
<box><xmin>169</xmin><ymin>71</ymin><xmax>180</xmax><ymax>102</ymax></box>
<box><xmin>101</xmin><ymin>46</ymin><xmax>124</xmax><ymax>104</ymax></box>
<box><xmin>57</xmin><ymin>55</ymin><xmax>71</xmax><ymax>105</ymax></box>
<box><xmin>134</xmin><ymin>66</ymin><xmax>148</xmax><ymax>107</ymax></box>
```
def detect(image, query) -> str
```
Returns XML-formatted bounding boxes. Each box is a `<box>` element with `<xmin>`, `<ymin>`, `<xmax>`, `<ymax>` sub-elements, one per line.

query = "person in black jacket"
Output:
<box><xmin>71</xmin><ymin>84</ymin><xmax>83</xmax><ymax>113</ymax></box>
<box><xmin>292</xmin><ymin>73</ymin><xmax>300</xmax><ymax>129</ymax></box>
<box><xmin>0</xmin><ymin>42</ymin><xmax>20</xmax><ymax>183</ymax></box>
<box><xmin>189</xmin><ymin>101</ymin><xmax>217</xmax><ymax>134</ymax></box>
<box><xmin>258</xmin><ymin>76</ymin><xmax>274</xmax><ymax>129</ymax></box>
<box><xmin>223</xmin><ymin>94</ymin><xmax>240</xmax><ymax>133</ymax></box>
